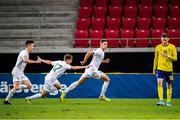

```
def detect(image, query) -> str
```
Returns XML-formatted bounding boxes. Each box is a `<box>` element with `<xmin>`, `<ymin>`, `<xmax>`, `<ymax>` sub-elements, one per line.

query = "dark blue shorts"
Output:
<box><xmin>156</xmin><ymin>70</ymin><xmax>174</xmax><ymax>83</ymax></box>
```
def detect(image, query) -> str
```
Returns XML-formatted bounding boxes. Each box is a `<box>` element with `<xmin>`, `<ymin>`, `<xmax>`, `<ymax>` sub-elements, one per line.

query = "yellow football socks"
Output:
<box><xmin>167</xmin><ymin>84</ymin><xmax>172</xmax><ymax>102</ymax></box>
<box><xmin>158</xmin><ymin>84</ymin><xmax>163</xmax><ymax>101</ymax></box>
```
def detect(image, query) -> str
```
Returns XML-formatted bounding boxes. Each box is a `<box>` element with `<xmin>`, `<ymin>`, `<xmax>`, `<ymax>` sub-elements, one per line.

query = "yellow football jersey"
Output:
<box><xmin>153</xmin><ymin>43</ymin><xmax>177</xmax><ymax>72</ymax></box>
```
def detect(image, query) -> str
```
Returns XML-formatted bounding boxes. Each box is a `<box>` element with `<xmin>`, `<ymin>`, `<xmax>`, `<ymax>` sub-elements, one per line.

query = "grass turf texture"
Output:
<box><xmin>0</xmin><ymin>98</ymin><xmax>180</xmax><ymax>119</ymax></box>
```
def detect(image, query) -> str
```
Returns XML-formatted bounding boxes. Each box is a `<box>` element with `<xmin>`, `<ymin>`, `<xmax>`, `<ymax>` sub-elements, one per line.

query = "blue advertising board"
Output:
<box><xmin>0</xmin><ymin>73</ymin><xmax>180</xmax><ymax>98</ymax></box>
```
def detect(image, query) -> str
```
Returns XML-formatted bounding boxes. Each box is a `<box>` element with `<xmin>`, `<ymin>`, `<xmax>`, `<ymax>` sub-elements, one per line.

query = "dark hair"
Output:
<box><xmin>64</xmin><ymin>54</ymin><xmax>73</xmax><ymax>60</ymax></box>
<box><xmin>25</xmin><ymin>40</ymin><xmax>34</xmax><ymax>46</ymax></box>
<box><xmin>101</xmin><ymin>40</ymin><xmax>107</xmax><ymax>43</ymax></box>
<box><xmin>161</xmin><ymin>33</ymin><xmax>168</xmax><ymax>38</ymax></box>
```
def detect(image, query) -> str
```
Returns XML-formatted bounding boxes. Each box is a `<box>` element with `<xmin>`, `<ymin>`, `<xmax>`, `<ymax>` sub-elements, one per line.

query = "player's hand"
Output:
<box><xmin>86</xmin><ymin>64</ymin><xmax>91</xmax><ymax>68</ymax></box>
<box><xmin>161</xmin><ymin>52</ymin><xmax>168</xmax><ymax>58</ymax></box>
<box><xmin>103</xmin><ymin>58</ymin><xmax>110</xmax><ymax>63</ymax></box>
<box><xmin>153</xmin><ymin>69</ymin><xmax>156</xmax><ymax>75</ymax></box>
<box><xmin>36</xmin><ymin>56</ymin><xmax>42</xmax><ymax>64</ymax></box>
<box><xmin>80</xmin><ymin>60</ymin><xmax>87</xmax><ymax>65</ymax></box>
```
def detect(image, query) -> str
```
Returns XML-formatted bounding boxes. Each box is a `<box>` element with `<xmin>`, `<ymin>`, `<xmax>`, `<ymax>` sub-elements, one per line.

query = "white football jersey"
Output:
<box><xmin>12</xmin><ymin>49</ymin><xmax>29</xmax><ymax>72</ymax></box>
<box><xmin>90</xmin><ymin>48</ymin><xmax>104</xmax><ymax>69</ymax></box>
<box><xmin>47</xmin><ymin>60</ymin><xmax>71</xmax><ymax>79</ymax></box>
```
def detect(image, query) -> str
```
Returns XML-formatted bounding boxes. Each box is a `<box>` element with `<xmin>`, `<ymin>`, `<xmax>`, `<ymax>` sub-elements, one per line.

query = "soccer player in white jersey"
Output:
<box><xmin>60</xmin><ymin>40</ymin><xmax>111</xmax><ymax>102</ymax></box>
<box><xmin>4</xmin><ymin>41</ymin><xmax>41</xmax><ymax>105</ymax></box>
<box><xmin>25</xmin><ymin>54</ymin><xmax>89</xmax><ymax>103</ymax></box>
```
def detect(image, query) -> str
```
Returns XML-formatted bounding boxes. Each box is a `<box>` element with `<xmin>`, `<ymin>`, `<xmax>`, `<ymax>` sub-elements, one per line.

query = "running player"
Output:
<box><xmin>153</xmin><ymin>33</ymin><xmax>177</xmax><ymax>106</ymax></box>
<box><xmin>25</xmin><ymin>54</ymin><xmax>89</xmax><ymax>103</ymax></box>
<box><xmin>60</xmin><ymin>40</ymin><xmax>111</xmax><ymax>102</ymax></box>
<box><xmin>4</xmin><ymin>41</ymin><xmax>41</xmax><ymax>105</ymax></box>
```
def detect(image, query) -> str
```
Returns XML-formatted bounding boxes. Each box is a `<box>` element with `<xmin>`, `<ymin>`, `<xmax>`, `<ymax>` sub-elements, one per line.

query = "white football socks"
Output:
<box><xmin>29</xmin><ymin>93</ymin><xmax>42</xmax><ymax>99</ymax></box>
<box><xmin>100</xmin><ymin>81</ymin><xmax>109</xmax><ymax>97</ymax></box>
<box><xmin>64</xmin><ymin>81</ymin><xmax>79</xmax><ymax>94</ymax></box>
<box><xmin>5</xmin><ymin>89</ymin><xmax>16</xmax><ymax>101</ymax></box>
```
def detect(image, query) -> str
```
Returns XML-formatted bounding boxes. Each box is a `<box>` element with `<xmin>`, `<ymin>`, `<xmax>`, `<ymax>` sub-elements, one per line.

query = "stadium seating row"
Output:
<box><xmin>79</xmin><ymin>5</ymin><xmax>180</xmax><ymax>18</ymax></box>
<box><xmin>74</xmin><ymin>29</ymin><xmax>180</xmax><ymax>47</ymax></box>
<box><xmin>76</xmin><ymin>17</ymin><xmax>180</xmax><ymax>30</ymax></box>
<box><xmin>80</xmin><ymin>0</ymin><xmax>180</xmax><ymax>7</ymax></box>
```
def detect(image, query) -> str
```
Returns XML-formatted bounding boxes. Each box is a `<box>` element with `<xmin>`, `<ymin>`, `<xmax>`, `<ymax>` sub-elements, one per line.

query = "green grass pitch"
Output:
<box><xmin>0</xmin><ymin>98</ymin><xmax>180</xmax><ymax>119</ymax></box>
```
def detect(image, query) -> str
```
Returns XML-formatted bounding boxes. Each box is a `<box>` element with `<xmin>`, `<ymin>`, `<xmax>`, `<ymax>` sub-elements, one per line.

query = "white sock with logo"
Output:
<box><xmin>64</xmin><ymin>81</ymin><xmax>79</xmax><ymax>94</ymax></box>
<box><xmin>100</xmin><ymin>81</ymin><xmax>109</xmax><ymax>97</ymax></box>
<box><xmin>5</xmin><ymin>89</ymin><xmax>16</xmax><ymax>101</ymax></box>
<box><xmin>29</xmin><ymin>93</ymin><xmax>42</xmax><ymax>99</ymax></box>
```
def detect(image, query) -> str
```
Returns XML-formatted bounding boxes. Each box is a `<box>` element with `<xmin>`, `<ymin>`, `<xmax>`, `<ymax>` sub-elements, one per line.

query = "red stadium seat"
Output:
<box><xmin>122</xmin><ymin>18</ymin><xmax>136</xmax><ymax>30</ymax></box>
<box><xmin>168</xmin><ymin>17</ymin><xmax>180</xmax><ymax>29</ymax></box>
<box><xmin>168</xmin><ymin>29</ymin><xmax>180</xmax><ymax>46</ymax></box>
<box><xmin>155</xmin><ymin>0</ymin><xmax>168</xmax><ymax>5</ymax></box>
<box><xmin>109</xmin><ymin>6</ymin><xmax>122</xmax><ymax>18</ymax></box>
<box><xmin>125</xmin><ymin>0</ymin><xmax>138</xmax><ymax>6</ymax></box>
<box><xmin>139</xmin><ymin>6</ymin><xmax>153</xmax><ymax>18</ymax></box>
<box><xmin>140</xmin><ymin>0</ymin><xmax>153</xmax><ymax>6</ymax></box>
<box><xmin>111</xmin><ymin>0</ymin><xmax>123</xmax><ymax>6</ymax></box>
<box><xmin>90</xmin><ymin>30</ymin><xmax>104</xmax><ymax>47</ymax></box>
<box><xmin>96</xmin><ymin>0</ymin><xmax>108</xmax><ymax>6</ymax></box>
<box><xmin>124</xmin><ymin>6</ymin><xmax>137</xmax><ymax>18</ymax></box>
<box><xmin>74</xmin><ymin>30</ymin><xmax>89</xmax><ymax>47</ymax></box>
<box><xmin>170</xmin><ymin>6</ymin><xmax>180</xmax><ymax>17</ymax></box>
<box><xmin>120</xmin><ymin>30</ymin><xmax>135</xmax><ymax>47</ymax></box>
<box><xmin>152</xmin><ymin>17</ymin><xmax>166</xmax><ymax>30</ymax></box>
<box><xmin>94</xmin><ymin>6</ymin><xmax>107</xmax><ymax>19</ymax></box>
<box><xmin>171</xmin><ymin>0</ymin><xmax>180</xmax><ymax>5</ymax></box>
<box><xmin>137</xmin><ymin>17</ymin><xmax>151</xmax><ymax>30</ymax></box>
<box><xmin>80</xmin><ymin>0</ymin><xmax>93</xmax><ymax>7</ymax></box>
<box><xmin>79</xmin><ymin>7</ymin><xmax>92</xmax><ymax>18</ymax></box>
<box><xmin>151</xmin><ymin>29</ymin><xmax>164</xmax><ymax>47</ymax></box>
<box><xmin>105</xmin><ymin>30</ymin><xmax>120</xmax><ymax>47</ymax></box>
<box><xmin>76</xmin><ymin>18</ymin><xmax>91</xmax><ymax>30</ymax></box>
<box><xmin>154</xmin><ymin>6</ymin><xmax>168</xmax><ymax>17</ymax></box>
<box><xmin>136</xmin><ymin>29</ymin><xmax>150</xmax><ymax>47</ymax></box>
<box><xmin>107</xmin><ymin>18</ymin><xmax>121</xmax><ymax>30</ymax></box>
<box><xmin>92</xmin><ymin>18</ymin><xmax>105</xmax><ymax>30</ymax></box>
<box><xmin>168</xmin><ymin>29</ymin><xmax>180</xmax><ymax>38</ymax></box>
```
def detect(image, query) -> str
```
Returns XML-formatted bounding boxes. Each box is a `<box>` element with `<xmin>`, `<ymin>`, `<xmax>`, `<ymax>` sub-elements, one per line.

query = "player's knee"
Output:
<box><xmin>158</xmin><ymin>82</ymin><xmax>162</xmax><ymax>87</ymax></box>
<box><xmin>157</xmin><ymin>80</ymin><xmax>163</xmax><ymax>86</ymax></box>
<box><xmin>167</xmin><ymin>83</ymin><xmax>172</xmax><ymax>89</ymax></box>
<box><xmin>13</xmin><ymin>84</ymin><xmax>20</xmax><ymax>90</ymax></box>
<box><xmin>77</xmin><ymin>81</ymin><xmax>81</xmax><ymax>85</ymax></box>
<box><xmin>101</xmin><ymin>75</ymin><xmax>110</xmax><ymax>82</ymax></box>
<box><xmin>27</xmin><ymin>84</ymin><xmax>32</xmax><ymax>89</ymax></box>
<box><xmin>56</xmin><ymin>86</ymin><xmax>61</xmax><ymax>90</ymax></box>
<box><xmin>41</xmin><ymin>93</ymin><xmax>46</xmax><ymax>97</ymax></box>
<box><xmin>41</xmin><ymin>92</ymin><xmax>47</xmax><ymax>97</ymax></box>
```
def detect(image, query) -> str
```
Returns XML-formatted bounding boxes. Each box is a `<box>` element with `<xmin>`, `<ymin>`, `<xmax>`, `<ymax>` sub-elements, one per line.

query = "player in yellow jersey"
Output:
<box><xmin>153</xmin><ymin>33</ymin><xmax>177</xmax><ymax>106</ymax></box>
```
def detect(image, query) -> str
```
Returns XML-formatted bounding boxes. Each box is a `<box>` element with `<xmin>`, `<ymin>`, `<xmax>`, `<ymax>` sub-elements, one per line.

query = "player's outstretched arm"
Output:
<box><xmin>70</xmin><ymin>65</ymin><xmax>90</xmax><ymax>70</ymax></box>
<box><xmin>40</xmin><ymin>58</ymin><xmax>53</xmax><ymax>65</ymax></box>
<box><xmin>23</xmin><ymin>56</ymin><xmax>41</xmax><ymax>64</ymax></box>
<box><xmin>102</xmin><ymin>58</ymin><xmax>110</xmax><ymax>64</ymax></box>
<box><xmin>80</xmin><ymin>50</ymin><xmax>93</xmax><ymax>65</ymax></box>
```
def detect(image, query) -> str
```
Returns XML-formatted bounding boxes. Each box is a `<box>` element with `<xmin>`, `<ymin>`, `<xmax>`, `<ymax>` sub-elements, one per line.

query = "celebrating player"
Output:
<box><xmin>4</xmin><ymin>41</ymin><xmax>41</xmax><ymax>105</ymax></box>
<box><xmin>25</xmin><ymin>54</ymin><xmax>89</xmax><ymax>103</ymax></box>
<box><xmin>60</xmin><ymin>40</ymin><xmax>111</xmax><ymax>102</ymax></box>
<box><xmin>153</xmin><ymin>33</ymin><xmax>177</xmax><ymax>106</ymax></box>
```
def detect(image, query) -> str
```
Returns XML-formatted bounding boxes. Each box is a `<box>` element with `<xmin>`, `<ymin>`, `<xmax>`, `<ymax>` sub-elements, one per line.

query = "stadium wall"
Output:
<box><xmin>0</xmin><ymin>73</ymin><xmax>180</xmax><ymax>98</ymax></box>
<box><xmin>0</xmin><ymin>52</ymin><xmax>180</xmax><ymax>73</ymax></box>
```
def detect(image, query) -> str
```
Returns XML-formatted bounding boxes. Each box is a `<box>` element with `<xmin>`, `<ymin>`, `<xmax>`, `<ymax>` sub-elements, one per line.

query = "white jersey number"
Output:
<box><xmin>53</xmin><ymin>63</ymin><xmax>62</xmax><ymax>72</ymax></box>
